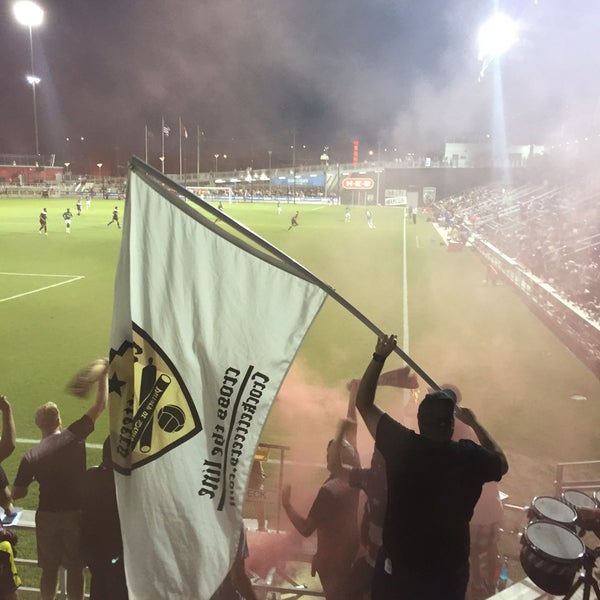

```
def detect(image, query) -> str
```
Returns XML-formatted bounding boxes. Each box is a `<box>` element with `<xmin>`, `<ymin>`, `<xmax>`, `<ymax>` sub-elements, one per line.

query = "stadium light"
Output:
<box><xmin>14</xmin><ymin>0</ymin><xmax>44</xmax><ymax>156</ymax></box>
<box><xmin>267</xmin><ymin>150</ymin><xmax>272</xmax><ymax>195</ymax></box>
<box><xmin>64</xmin><ymin>161</ymin><xmax>70</xmax><ymax>183</ymax></box>
<box><xmin>214</xmin><ymin>154</ymin><xmax>220</xmax><ymax>172</ymax></box>
<box><xmin>477</xmin><ymin>12</ymin><xmax>517</xmax><ymax>79</ymax></box>
<box><xmin>321</xmin><ymin>146</ymin><xmax>330</xmax><ymax>200</ymax></box>
<box><xmin>97</xmin><ymin>162</ymin><xmax>103</xmax><ymax>180</ymax></box>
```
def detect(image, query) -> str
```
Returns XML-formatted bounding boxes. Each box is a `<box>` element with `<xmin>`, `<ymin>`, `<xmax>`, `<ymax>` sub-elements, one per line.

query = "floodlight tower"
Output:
<box><xmin>477</xmin><ymin>12</ymin><xmax>518</xmax><ymax>172</ymax></box>
<box><xmin>477</xmin><ymin>12</ymin><xmax>517</xmax><ymax>81</ymax></box>
<box><xmin>320</xmin><ymin>146</ymin><xmax>329</xmax><ymax>200</ymax></box>
<box><xmin>13</xmin><ymin>0</ymin><xmax>44</xmax><ymax>156</ymax></box>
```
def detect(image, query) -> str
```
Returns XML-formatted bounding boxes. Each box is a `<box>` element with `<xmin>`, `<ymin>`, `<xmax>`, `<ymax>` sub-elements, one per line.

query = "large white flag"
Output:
<box><xmin>108</xmin><ymin>163</ymin><xmax>327</xmax><ymax>599</ymax></box>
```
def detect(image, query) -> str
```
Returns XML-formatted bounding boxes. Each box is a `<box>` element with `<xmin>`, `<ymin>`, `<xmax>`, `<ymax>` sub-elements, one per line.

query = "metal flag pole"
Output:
<box><xmin>161</xmin><ymin>116</ymin><xmax>165</xmax><ymax>174</ymax></box>
<box><xmin>179</xmin><ymin>117</ymin><xmax>183</xmax><ymax>178</ymax></box>
<box><xmin>196</xmin><ymin>126</ymin><xmax>200</xmax><ymax>185</ymax></box>
<box><xmin>128</xmin><ymin>155</ymin><xmax>439</xmax><ymax>391</ymax></box>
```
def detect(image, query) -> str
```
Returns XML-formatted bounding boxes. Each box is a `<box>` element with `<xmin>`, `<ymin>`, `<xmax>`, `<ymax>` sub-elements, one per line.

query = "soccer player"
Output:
<box><xmin>214</xmin><ymin>201</ymin><xmax>224</xmax><ymax>223</ymax></box>
<box><xmin>39</xmin><ymin>208</ymin><xmax>48</xmax><ymax>234</ymax></box>
<box><xmin>85</xmin><ymin>196</ymin><xmax>91</xmax><ymax>210</ymax></box>
<box><xmin>76</xmin><ymin>199</ymin><xmax>82</xmax><ymax>216</ymax></box>
<box><xmin>63</xmin><ymin>208</ymin><xmax>73</xmax><ymax>233</ymax></box>
<box><xmin>287</xmin><ymin>210</ymin><xmax>299</xmax><ymax>231</ymax></box>
<box><xmin>107</xmin><ymin>206</ymin><xmax>121</xmax><ymax>229</ymax></box>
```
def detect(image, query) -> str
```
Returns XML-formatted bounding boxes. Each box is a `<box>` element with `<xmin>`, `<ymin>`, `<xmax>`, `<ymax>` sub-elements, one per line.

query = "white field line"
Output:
<box><xmin>16</xmin><ymin>437</ymin><xmax>102</xmax><ymax>449</ymax></box>
<box><xmin>402</xmin><ymin>208</ymin><xmax>411</xmax><ymax>402</ymax></box>
<box><xmin>0</xmin><ymin>272</ymin><xmax>85</xmax><ymax>303</ymax></box>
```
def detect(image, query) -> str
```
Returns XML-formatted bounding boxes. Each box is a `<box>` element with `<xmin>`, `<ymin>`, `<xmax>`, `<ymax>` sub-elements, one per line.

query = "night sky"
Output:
<box><xmin>1</xmin><ymin>0</ymin><xmax>598</xmax><ymax>175</ymax></box>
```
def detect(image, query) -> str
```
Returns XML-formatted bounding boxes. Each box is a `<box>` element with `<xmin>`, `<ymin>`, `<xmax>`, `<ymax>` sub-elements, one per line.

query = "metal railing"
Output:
<box><xmin>554</xmin><ymin>460</ymin><xmax>600</xmax><ymax>497</ymax></box>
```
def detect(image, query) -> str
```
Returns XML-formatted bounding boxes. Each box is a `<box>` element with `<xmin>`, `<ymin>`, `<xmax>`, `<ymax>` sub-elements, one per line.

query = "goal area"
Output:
<box><xmin>186</xmin><ymin>186</ymin><xmax>233</xmax><ymax>203</ymax></box>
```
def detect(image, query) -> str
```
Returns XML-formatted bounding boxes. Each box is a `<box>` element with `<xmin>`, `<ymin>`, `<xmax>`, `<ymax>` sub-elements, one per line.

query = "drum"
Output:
<box><xmin>562</xmin><ymin>489</ymin><xmax>597</xmax><ymax>534</ymax></box>
<box><xmin>520</xmin><ymin>521</ymin><xmax>585</xmax><ymax>595</ymax></box>
<box><xmin>529</xmin><ymin>496</ymin><xmax>578</xmax><ymax>529</ymax></box>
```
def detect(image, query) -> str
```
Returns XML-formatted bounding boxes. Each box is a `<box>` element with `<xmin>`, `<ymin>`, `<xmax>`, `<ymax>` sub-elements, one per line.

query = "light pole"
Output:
<box><xmin>267</xmin><ymin>150</ymin><xmax>272</xmax><ymax>197</ymax></box>
<box><xmin>14</xmin><ymin>1</ymin><xmax>44</xmax><ymax>156</ymax></box>
<box><xmin>214</xmin><ymin>154</ymin><xmax>220</xmax><ymax>173</ymax></box>
<box><xmin>96</xmin><ymin>162</ymin><xmax>103</xmax><ymax>198</ymax></box>
<box><xmin>64</xmin><ymin>162</ymin><xmax>70</xmax><ymax>184</ymax></box>
<box><xmin>320</xmin><ymin>146</ymin><xmax>329</xmax><ymax>200</ymax></box>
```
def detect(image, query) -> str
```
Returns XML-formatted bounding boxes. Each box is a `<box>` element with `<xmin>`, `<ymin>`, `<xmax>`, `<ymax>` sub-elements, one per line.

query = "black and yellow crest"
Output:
<box><xmin>109</xmin><ymin>322</ymin><xmax>202</xmax><ymax>474</ymax></box>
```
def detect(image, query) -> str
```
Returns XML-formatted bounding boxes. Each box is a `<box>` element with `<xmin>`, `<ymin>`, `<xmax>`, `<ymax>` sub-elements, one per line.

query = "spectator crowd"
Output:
<box><xmin>0</xmin><ymin>334</ymin><xmax>512</xmax><ymax>600</ymax></box>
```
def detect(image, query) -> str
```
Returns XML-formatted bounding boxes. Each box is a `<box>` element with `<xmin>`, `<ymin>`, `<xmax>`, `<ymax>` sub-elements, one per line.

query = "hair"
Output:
<box><xmin>417</xmin><ymin>391</ymin><xmax>455</xmax><ymax>441</ymax></box>
<box><xmin>34</xmin><ymin>402</ymin><xmax>60</xmax><ymax>432</ymax></box>
<box><xmin>326</xmin><ymin>438</ymin><xmax>361</xmax><ymax>468</ymax></box>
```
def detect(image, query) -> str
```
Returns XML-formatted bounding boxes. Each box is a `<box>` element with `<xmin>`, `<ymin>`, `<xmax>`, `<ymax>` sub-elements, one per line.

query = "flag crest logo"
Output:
<box><xmin>109</xmin><ymin>322</ymin><xmax>202</xmax><ymax>474</ymax></box>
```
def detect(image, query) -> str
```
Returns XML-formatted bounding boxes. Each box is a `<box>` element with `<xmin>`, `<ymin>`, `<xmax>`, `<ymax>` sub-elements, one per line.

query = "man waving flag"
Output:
<box><xmin>108</xmin><ymin>158</ymin><xmax>327</xmax><ymax>599</ymax></box>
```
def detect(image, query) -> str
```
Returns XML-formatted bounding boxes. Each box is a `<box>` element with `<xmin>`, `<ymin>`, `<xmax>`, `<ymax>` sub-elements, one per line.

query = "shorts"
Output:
<box><xmin>36</xmin><ymin>510</ymin><xmax>84</xmax><ymax>571</ymax></box>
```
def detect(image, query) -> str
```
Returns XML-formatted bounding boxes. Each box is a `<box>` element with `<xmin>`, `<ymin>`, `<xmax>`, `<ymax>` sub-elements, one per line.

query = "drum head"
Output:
<box><xmin>563</xmin><ymin>489</ymin><xmax>596</xmax><ymax>510</ymax></box>
<box><xmin>532</xmin><ymin>496</ymin><xmax>577</xmax><ymax>525</ymax></box>
<box><xmin>524</xmin><ymin>521</ymin><xmax>585</xmax><ymax>563</ymax></box>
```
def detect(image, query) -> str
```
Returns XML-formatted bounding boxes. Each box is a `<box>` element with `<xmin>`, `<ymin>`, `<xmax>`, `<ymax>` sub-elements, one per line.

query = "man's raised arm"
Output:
<box><xmin>455</xmin><ymin>406</ymin><xmax>509</xmax><ymax>476</ymax></box>
<box><xmin>356</xmin><ymin>334</ymin><xmax>397</xmax><ymax>439</ymax></box>
<box><xmin>85</xmin><ymin>360</ymin><xmax>109</xmax><ymax>424</ymax></box>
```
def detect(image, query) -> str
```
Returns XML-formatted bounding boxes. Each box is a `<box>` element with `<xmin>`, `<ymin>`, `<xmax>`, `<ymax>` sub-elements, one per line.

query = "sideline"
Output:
<box><xmin>16</xmin><ymin>437</ymin><xmax>102</xmax><ymax>449</ymax></box>
<box><xmin>402</xmin><ymin>207</ymin><xmax>412</xmax><ymax>401</ymax></box>
<box><xmin>0</xmin><ymin>272</ymin><xmax>85</xmax><ymax>303</ymax></box>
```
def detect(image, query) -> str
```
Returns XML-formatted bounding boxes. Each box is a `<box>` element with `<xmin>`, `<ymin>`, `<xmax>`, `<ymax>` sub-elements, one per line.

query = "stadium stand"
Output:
<box><xmin>431</xmin><ymin>182</ymin><xmax>600</xmax><ymax>378</ymax></box>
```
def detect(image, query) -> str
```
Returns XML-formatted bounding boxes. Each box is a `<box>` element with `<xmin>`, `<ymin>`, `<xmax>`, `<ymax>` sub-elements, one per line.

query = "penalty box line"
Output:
<box><xmin>0</xmin><ymin>272</ymin><xmax>85</xmax><ymax>304</ymax></box>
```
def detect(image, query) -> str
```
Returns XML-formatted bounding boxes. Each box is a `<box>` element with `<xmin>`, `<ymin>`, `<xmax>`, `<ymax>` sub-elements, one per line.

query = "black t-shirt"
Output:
<box><xmin>14</xmin><ymin>416</ymin><xmax>94</xmax><ymax>512</ymax></box>
<box><xmin>81</xmin><ymin>465</ymin><xmax>123</xmax><ymax>562</ymax></box>
<box><xmin>308</xmin><ymin>476</ymin><xmax>359</xmax><ymax>571</ymax></box>
<box><xmin>376</xmin><ymin>413</ymin><xmax>502</xmax><ymax>573</ymax></box>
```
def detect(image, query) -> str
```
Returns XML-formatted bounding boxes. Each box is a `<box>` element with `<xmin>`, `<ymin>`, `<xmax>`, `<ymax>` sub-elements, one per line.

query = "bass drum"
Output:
<box><xmin>520</xmin><ymin>521</ymin><xmax>585</xmax><ymax>595</ymax></box>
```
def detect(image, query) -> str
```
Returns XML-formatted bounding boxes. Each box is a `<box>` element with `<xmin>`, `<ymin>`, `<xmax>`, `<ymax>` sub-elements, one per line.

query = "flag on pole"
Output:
<box><xmin>162</xmin><ymin>124</ymin><xmax>170</xmax><ymax>137</ymax></box>
<box><xmin>108</xmin><ymin>160</ymin><xmax>327</xmax><ymax>599</ymax></box>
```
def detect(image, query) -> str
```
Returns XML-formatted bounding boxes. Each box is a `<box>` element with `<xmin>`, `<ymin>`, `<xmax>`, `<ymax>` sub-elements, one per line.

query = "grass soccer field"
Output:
<box><xmin>1</xmin><ymin>193</ymin><xmax>599</xmax><ymax>590</ymax></box>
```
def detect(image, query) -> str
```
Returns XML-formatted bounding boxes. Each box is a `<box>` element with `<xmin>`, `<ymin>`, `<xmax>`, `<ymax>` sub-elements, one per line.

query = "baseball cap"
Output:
<box><xmin>418</xmin><ymin>389</ymin><xmax>457</xmax><ymax>426</ymax></box>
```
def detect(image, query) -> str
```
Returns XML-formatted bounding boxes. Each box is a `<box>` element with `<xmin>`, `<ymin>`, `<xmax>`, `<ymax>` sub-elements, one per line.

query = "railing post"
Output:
<box><xmin>554</xmin><ymin>463</ymin><xmax>564</xmax><ymax>497</ymax></box>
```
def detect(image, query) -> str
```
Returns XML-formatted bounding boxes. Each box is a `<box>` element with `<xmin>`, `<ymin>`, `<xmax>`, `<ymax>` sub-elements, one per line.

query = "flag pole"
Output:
<box><xmin>196</xmin><ymin>126</ymin><xmax>200</xmax><ymax>185</ymax></box>
<box><xmin>161</xmin><ymin>116</ymin><xmax>165</xmax><ymax>174</ymax></box>
<box><xmin>179</xmin><ymin>117</ymin><xmax>183</xmax><ymax>178</ymax></box>
<box><xmin>145</xmin><ymin>124</ymin><xmax>148</xmax><ymax>164</ymax></box>
<box><xmin>129</xmin><ymin>155</ymin><xmax>439</xmax><ymax>390</ymax></box>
